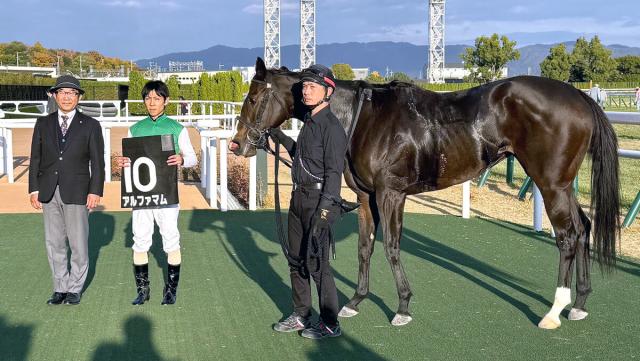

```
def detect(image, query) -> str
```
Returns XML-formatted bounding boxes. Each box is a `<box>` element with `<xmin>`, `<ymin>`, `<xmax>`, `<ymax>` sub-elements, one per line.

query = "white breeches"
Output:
<box><xmin>132</xmin><ymin>205</ymin><xmax>181</xmax><ymax>254</ymax></box>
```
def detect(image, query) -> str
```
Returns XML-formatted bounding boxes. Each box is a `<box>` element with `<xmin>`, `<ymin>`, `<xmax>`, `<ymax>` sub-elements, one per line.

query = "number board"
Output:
<box><xmin>121</xmin><ymin>135</ymin><xmax>179</xmax><ymax>208</ymax></box>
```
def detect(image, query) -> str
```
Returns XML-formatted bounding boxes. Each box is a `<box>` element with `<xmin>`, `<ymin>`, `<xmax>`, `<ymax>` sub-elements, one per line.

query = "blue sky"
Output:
<box><xmin>1</xmin><ymin>0</ymin><xmax>637</xmax><ymax>60</ymax></box>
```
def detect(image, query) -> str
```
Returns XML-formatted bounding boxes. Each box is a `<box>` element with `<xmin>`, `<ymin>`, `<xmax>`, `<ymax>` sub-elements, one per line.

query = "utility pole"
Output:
<box><xmin>80</xmin><ymin>55</ymin><xmax>83</xmax><ymax>76</ymax></box>
<box><xmin>16</xmin><ymin>52</ymin><xmax>19</xmax><ymax>66</ymax></box>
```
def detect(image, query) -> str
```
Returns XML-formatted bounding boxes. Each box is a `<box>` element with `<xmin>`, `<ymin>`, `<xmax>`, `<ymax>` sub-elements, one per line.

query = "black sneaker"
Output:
<box><xmin>273</xmin><ymin>313</ymin><xmax>310</xmax><ymax>333</ymax></box>
<box><xmin>301</xmin><ymin>320</ymin><xmax>341</xmax><ymax>339</ymax></box>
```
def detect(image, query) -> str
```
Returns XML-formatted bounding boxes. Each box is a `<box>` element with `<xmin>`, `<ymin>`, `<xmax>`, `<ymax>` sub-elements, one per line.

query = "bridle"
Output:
<box><xmin>236</xmin><ymin>79</ymin><xmax>288</xmax><ymax>150</ymax></box>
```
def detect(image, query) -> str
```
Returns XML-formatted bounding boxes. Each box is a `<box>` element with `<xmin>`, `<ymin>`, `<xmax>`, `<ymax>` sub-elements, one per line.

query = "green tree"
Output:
<box><xmin>460</xmin><ymin>33</ymin><xmax>520</xmax><ymax>83</ymax></box>
<box><xmin>365</xmin><ymin>71</ymin><xmax>385</xmax><ymax>84</ymax></box>
<box><xmin>569</xmin><ymin>36</ymin><xmax>616</xmax><ymax>82</ymax></box>
<box><xmin>615</xmin><ymin>55</ymin><xmax>640</xmax><ymax>81</ymax></box>
<box><xmin>128</xmin><ymin>70</ymin><xmax>146</xmax><ymax>115</ymax></box>
<box><xmin>540</xmin><ymin>44</ymin><xmax>572</xmax><ymax>81</ymax></box>
<box><xmin>331</xmin><ymin>63</ymin><xmax>355</xmax><ymax>80</ymax></box>
<box><xmin>389</xmin><ymin>71</ymin><xmax>413</xmax><ymax>83</ymax></box>
<box><xmin>165</xmin><ymin>75</ymin><xmax>180</xmax><ymax>115</ymax></box>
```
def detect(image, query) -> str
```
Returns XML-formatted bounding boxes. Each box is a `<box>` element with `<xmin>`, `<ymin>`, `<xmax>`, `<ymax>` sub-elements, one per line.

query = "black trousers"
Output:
<box><xmin>287</xmin><ymin>188</ymin><xmax>339</xmax><ymax>326</ymax></box>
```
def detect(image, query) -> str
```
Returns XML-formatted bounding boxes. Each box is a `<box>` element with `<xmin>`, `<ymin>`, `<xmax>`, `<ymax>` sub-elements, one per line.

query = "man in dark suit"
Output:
<box><xmin>29</xmin><ymin>75</ymin><xmax>105</xmax><ymax>305</ymax></box>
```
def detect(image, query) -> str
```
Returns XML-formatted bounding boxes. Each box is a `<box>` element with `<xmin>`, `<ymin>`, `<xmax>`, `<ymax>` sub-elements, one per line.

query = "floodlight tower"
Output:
<box><xmin>428</xmin><ymin>0</ymin><xmax>445</xmax><ymax>83</ymax></box>
<box><xmin>300</xmin><ymin>0</ymin><xmax>316</xmax><ymax>69</ymax></box>
<box><xmin>264</xmin><ymin>0</ymin><xmax>281</xmax><ymax>68</ymax></box>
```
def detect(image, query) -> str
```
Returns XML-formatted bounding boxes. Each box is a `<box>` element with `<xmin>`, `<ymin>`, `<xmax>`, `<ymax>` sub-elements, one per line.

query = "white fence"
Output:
<box><xmin>1</xmin><ymin>106</ymin><xmax>639</xmax><ymax>219</ymax></box>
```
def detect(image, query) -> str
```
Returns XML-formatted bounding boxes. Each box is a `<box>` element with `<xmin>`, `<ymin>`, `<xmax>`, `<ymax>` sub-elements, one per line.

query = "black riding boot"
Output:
<box><xmin>132</xmin><ymin>264</ymin><xmax>150</xmax><ymax>305</ymax></box>
<box><xmin>161</xmin><ymin>264</ymin><xmax>180</xmax><ymax>305</ymax></box>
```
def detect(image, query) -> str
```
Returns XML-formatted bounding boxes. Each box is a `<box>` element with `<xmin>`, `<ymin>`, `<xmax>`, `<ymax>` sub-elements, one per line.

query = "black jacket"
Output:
<box><xmin>29</xmin><ymin>111</ymin><xmax>105</xmax><ymax>204</ymax></box>
<box><xmin>273</xmin><ymin>106</ymin><xmax>347</xmax><ymax>210</ymax></box>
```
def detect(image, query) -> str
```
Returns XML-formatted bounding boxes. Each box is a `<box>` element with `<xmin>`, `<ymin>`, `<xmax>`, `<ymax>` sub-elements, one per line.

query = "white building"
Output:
<box><xmin>232</xmin><ymin>66</ymin><xmax>256</xmax><ymax>83</ymax></box>
<box><xmin>352</xmin><ymin>68</ymin><xmax>369</xmax><ymax>80</ymax></box>
<box><xmin>425</xmin><ymin>63</ymin><xmax>508</xmax><ymax>82</ymax></box>
<box><xmin>156</xmin><ymin>70</ymin><xmax>225</xmax><ymax>84</ymax></box>
<box><xmin>0</xmin><ymin>65</ymin><xmax>57</xmax><ymax>77</ymax></box>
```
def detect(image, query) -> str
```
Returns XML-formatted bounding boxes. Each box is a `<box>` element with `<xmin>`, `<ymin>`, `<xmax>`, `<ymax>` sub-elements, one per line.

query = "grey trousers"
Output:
<box><xmin>42</xmin><ymin>187</ymin><xmax>89</xmax><ymax>294</ymax></box>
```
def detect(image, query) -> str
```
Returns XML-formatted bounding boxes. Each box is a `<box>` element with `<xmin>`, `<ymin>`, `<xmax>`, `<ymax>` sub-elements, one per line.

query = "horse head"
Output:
<box><xmin>230</xmin><ymin>57</ymin><xmax>303</xmax><ymax>157</ymax></box>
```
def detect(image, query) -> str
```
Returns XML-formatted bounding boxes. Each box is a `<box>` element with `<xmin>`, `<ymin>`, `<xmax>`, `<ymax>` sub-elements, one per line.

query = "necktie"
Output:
<box><xmin>61</xmin><ymin>115</ymin><xmax>69</xmax><ymax>136</ymax></box>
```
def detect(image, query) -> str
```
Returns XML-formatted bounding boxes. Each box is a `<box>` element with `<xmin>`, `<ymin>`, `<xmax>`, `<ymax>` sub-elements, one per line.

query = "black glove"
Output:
<box><xmin>311</xmin><ymin>207</ymin><xmax>336</xmax><ymax>243</ymax></box>
<box><xmin>268</xmin><ymin>127</ymin><xmax>285</xmax><ymax>142</ymax></box>
<box><xmin>268</xmin><ymin>127</ymin><xmax>295</xmax><ymax>154</ymax></box>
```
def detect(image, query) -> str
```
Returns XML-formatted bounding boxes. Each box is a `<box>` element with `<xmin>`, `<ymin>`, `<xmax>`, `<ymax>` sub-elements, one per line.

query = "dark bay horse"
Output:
<box><xmin>230</xmin><ymin>58</ymin><xmax>620</xmax><ymax>329</ymax></box>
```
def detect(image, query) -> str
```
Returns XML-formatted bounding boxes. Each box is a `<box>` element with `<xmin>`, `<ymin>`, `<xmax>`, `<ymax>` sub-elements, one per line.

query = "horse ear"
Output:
<box><xmin>255</xmin><ymin>57</ymin><xmax>266</xmax><ymax>81</ymax></box>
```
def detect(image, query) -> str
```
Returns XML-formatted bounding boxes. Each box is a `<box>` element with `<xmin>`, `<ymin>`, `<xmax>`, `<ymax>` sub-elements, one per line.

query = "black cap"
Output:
<box><xmin>300</xmin><ymin>64</ymin><xmax>336</xmax><ymax>89</ymax></box>
<box><xmin>49</xmin><ymin>75</ymin><xmax>85</xmax><ymax>95</ymax></box>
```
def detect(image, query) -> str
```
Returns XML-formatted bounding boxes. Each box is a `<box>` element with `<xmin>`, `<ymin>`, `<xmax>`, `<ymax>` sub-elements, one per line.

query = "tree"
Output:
<box><xmin>365</xmin><ymin>71</ymin><xmax>385</xmax><ymax>84</ymax></box>
<box><xmin>569</xmin><ymin>36</ymin><xmax>616</xmax><ymax>82</ymax></box>
<box><xmin>615</xmin><ymin>55</ymin><xmax>640</xmax><ymax>81</ymax></box>
<box><xmin>460</xmin><ymin>33</ymin><xmax>520</xmax><ymax>83</ymax></box>
<box><xmin>389</xmin><ymin>72</ymin><xmax>413</xmax><ymax>83</ymax></box>
<box><xmin>331</xmin><ymin>63</ymin><xmax>355</xmax><ymax>80</ymax></box>
<box><xmin>540</xmin><ymin>44</ymin><xmax>572</xmax><ymax>81</ymax></box>
<box><xmin>165</xmin><ymin>75</ymin><xmax>180</xmax><ymax>115</ymax></box>
<box><xmin>128</xmin><ymin>70</ymin><xmax>146</xmax><ymax>115</ymax></box>
<box><xmin>29</xmin><ymin>42</ymin><xmax>56</xmax><ymax>67</ymax></box>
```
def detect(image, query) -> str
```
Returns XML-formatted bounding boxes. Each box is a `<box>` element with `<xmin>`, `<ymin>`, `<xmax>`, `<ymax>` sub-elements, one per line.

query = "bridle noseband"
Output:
<box><xmin>236</xmin><ymin>79</ymin><xmax>288</xmax><ymax>150</ymax></box>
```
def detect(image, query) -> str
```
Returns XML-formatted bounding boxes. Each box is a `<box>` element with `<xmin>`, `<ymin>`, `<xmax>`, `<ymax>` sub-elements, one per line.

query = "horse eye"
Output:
<box><xmin>249</xmin><ymin>98</ymin><xmax>256</xmax><ymax>105</ymax></box>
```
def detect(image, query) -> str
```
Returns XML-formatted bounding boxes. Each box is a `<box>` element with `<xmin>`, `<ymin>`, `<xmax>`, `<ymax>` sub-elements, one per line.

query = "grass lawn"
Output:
<box><xmin>1</xmin><ymin>210</ymin><xmax>638</xmax><ymax>361</ymax></box>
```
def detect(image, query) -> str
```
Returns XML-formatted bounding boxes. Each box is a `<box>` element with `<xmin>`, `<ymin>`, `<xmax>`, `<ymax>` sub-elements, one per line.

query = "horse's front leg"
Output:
<box><xmin>377</xmin><ymin>188</ymin><xmax>413</xmax><ymax>326</ymax></box>
<box><xmin>340</xmin><ymin>190</ymin><xmax>379</xmax><ymax>318</ymax></box>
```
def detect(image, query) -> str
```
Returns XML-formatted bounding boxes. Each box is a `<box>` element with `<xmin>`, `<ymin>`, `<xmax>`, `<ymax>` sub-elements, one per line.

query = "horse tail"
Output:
<box><xmin>580</xmin><ymin>90</ymin><xmax>620</xmax><ymax>272</ymax></box>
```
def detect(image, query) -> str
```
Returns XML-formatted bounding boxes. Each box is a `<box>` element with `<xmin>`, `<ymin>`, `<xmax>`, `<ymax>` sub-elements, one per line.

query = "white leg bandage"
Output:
<box><xmin>548</xmin><ymin>287</ymin><xmax>572</xmax><ymax>322</ymax></box>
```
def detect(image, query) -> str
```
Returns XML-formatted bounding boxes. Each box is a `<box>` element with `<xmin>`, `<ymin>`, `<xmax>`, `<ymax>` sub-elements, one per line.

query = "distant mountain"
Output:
<box><xmin>136</xmin><ymin>41</ymin><xmax>640</xmax><ymax>79</ymax></box>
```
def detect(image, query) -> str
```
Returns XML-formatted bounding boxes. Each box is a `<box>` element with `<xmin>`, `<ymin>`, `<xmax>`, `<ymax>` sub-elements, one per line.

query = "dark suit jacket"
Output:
<box><xmin>29</xmin><ymin>111</ymin><xmax>105</xmax><ymax>204</ymax></box>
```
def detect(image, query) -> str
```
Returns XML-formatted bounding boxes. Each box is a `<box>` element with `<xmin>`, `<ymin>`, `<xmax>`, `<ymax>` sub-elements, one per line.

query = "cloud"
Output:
<box><xmin>159</xmin><ymin>1</ymin><xmax>180</xmax><ymax>9</ymax></box>
<box><xmin>356</xmin><ymin>16</ymin><xmax>640</xmax><ymax>47</ymax></box>
<box><xmin>509</xmin><ymin>5</ymin><xmax>528</xmax><ymax>14</ymax></box>
<box><xmin>103</xmin><ymin>0</ymin><xmax>142</xmax><ymax>7</ymax></box>
<box><xmin>242</xmin><ymin>0</ymin><xmax>298</xmax><ymax>16</ymax></box>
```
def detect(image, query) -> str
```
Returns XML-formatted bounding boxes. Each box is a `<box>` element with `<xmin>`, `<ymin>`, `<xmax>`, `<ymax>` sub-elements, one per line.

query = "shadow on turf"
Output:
<box><xmin>91</xmin><ymin>315</ymin><xmax>174</xmax><ymax>361</ymax></box>
<box><xmin>83</xmin><ymin>210</ymin><xmax>116</xmax><ymax>293</ymax></box>
<box><xmin>482</xmin><ymin>218</ymin><xmax>640</xmax><ymax>278</ymax></box>
<box><xmin>186</xmin><ymin>210</ymin><xmax>397</xmax><ymax>323</ymax></box>
<box><xmin>0</xmin><ymin>315</ymin><xmax>33</xmax><ymax>361</ymax></box>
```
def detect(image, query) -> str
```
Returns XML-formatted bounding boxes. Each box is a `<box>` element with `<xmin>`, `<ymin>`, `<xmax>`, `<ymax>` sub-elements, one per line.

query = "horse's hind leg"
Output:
<box><xmin>376</xmin><ymin>188</ymin><xmax>412</xmax><ymax>326</ymax></box>
<box><xmin>339</xmin><ymin>190</ymin><xmax>380</xmax><ymax>318</ymax></box>
<box><xmin>568</xmin><ymin>206</ymin><xmax>592</xmax><ymax>321</ymax></box>
<box><xmin>537</xmin><ymin>187</ymin><xmax>588</xmax><ymax>330</ymax></box>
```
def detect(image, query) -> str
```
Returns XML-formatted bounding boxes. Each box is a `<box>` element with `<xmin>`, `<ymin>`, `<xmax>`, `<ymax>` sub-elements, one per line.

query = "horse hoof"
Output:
<box><xmin>338</xmin><ymin>306</ymin><xmax>359</xmax><ymax>318</ymax></box>
<box><xmin>537</xmin><ymin>315</ymin><xmax>561</xmax><ymax>330</ymax></box>
<box><xmin>568</xmin><ymin>308</ymin><xmax>589</xmax><ymax>321</ymax></box>
<box><xmin>391</xmin><ymin>313</ymin><xmax>412</xmax><ymax>326</ymax></box>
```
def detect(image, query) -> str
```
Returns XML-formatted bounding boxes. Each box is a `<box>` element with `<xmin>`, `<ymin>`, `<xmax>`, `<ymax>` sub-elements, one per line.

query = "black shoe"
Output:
<box><xmin>273</xmin><ymin>312</ymin><xmax>310</xmax><ymax>333</ymax></box>
<box><xmin>161</xmin><ymin>264</ymin><xmax>180</xmax><ymax>305</ymax></box>
<box><xmin>47</xmin><ymin>292</ymin><xmax>67</xmax><ymax>305</ymax></box>
<box><xmin>301</xmin><ymin>320</ymin><xmax>341</xmax><ymax>339</ymax></box>
<box><xmin>63</xmin><ymin>292</ymin><xmax>81</xmax><ymax>305</ymax></box>
<box><xmin>132</xmin><ymin>264</ymin><xmax>150</xmax><ymax>305</ymax></box>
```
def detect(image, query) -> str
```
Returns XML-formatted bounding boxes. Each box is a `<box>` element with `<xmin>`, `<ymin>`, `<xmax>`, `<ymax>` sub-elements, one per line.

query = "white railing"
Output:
<box><xmin>0</xmin><ymin>100</ymin><xmax>241</xmax><ymax>210</ymax></box>
<box><xmin>2</xmin><ymin>106</ymin><xmax>638</xmax><ymax>217</ymax></box>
